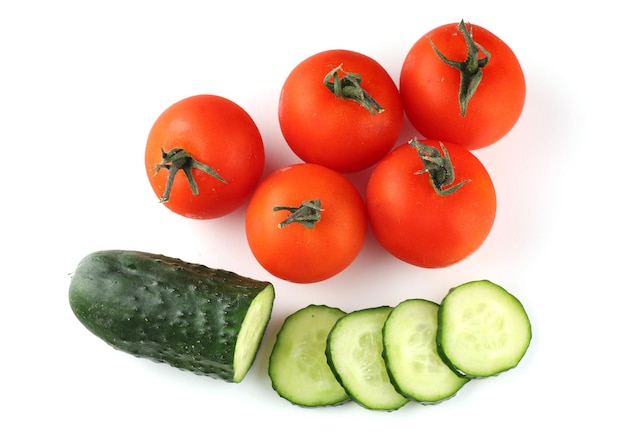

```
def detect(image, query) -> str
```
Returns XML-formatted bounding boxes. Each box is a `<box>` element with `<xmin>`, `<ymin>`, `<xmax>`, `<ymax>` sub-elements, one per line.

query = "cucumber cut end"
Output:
<box><xmin>437</xmin><ymin>280</ymin><xmax>532</xmax><ymax>378</ymax></box>
<box><xmin>233</xmin><ymin>283</ymin><xmax>276</xmax><ymax>383</ymax></box>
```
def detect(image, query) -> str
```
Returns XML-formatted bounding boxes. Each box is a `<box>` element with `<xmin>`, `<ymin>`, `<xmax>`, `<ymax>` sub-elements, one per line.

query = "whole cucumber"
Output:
<box><xmin>69</xmin><ymin>250</ymin><xmax>275</xmax><ymax>383</ymax></box>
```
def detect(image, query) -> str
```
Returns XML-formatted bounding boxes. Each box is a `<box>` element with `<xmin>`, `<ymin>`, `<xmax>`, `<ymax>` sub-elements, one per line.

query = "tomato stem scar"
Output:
<box><xmin>410</xmin><ymin>139</ymin><xmax>470</xmax><ymax>196</ymax></box>
<box><xmin>274</xmin><ymin>199</ymin><xmax>323</xmax><ymax>229</ymax></box>
<box><xmin>154</xmin><ymin>147</ymin><xmax>227</xmax><ymax>203</ymax></box>
<box><xmin>323</xmin><ymin>64</ymin><xmax>384</xmax><ymax>115</ymax></box>
<box><xmin>429</xmin><ymin>19</ymin><xmax>491</xmax><ymax>117</ymax></box>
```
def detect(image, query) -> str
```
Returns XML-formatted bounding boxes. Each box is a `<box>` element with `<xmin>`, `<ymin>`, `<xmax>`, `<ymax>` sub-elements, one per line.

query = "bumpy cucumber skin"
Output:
<box><xmin>69</xmin><ymin>250</ymin><xmax>274</xmax><ymax>382</ymax></box>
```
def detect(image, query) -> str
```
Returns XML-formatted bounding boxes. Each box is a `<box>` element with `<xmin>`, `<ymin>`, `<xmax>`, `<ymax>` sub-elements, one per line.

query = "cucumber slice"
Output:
<box><xmin>437</xmin><ymin>280</ymin><xmax>532</xmax><ymax>378</ymax></box>
<box><xmin>327</xmin><ymin>306</ymin><xmax>409</xmax><ymax>411</ymax></box>
<box><xmin>269</xmin><ymin>305</ymin><xmax>349</xmax><ymax>407</ymax></box>
<box><xmin>383</xmin><ymin>299</ymin><xmax>469</xmax><ymax>403</ymax></box>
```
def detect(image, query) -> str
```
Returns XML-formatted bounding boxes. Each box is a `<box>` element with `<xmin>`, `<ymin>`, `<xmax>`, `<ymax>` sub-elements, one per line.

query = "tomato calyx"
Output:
<box><xmin>323</xmin><ymin>64</ymin><xmax>384</xmax><ymax>115</ymax></box>
<box><xmin>273</xmin><ymin>199</ymin><xmax>323</xmax><ymax>229</ymax></box>
<box><xmin>410</xmin><ymin>139</ymin><xmax>470</xmax><ymax>196</ymax></box>
<box><xmin>154</xmin><ymin>147</ymin><xmax>227</xmax><ymax>203</ymax></box>
<box><xmin>429</xmin><ymin>20</ymin><xmax>491</xmax><ymax>117</ymax></box>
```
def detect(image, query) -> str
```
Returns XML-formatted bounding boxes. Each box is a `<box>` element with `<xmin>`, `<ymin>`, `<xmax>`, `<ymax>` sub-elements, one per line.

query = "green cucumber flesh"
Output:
<box><xmin>326</xmin><ymin>306</ymin><xmax>409</xmax><ymax>411</ymax></box>
<box><xmin>437</xmin><ymin>280</ymin><xmax>532</xmax><ymax>378</ymax></box>
<box><xmin>269</xmin><ymin>304</ymin><xmax>349</xmax><ymax>407</ymax></box>
<box><xmin>68</xmin><ymin>250</ymin><xmax>275</xmax><ymax>383</ymax></box>
<box><xmin>383</xmin><ymin>299</ymin><xmax>469</xmax><ymax>403</ymax></box>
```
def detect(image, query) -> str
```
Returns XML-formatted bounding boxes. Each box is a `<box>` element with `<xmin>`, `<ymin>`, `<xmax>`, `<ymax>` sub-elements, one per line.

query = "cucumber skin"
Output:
<box><xmin>68</xmin><ymin>250</ymin><xmax>274</xmax><ymax>382</ymax></box>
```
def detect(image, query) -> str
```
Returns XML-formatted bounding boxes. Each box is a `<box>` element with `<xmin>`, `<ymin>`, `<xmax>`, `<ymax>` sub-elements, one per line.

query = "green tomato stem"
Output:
<box><xmin>410</xmin><ymin>139</ymin><xmax>470</xmax><ymax>196</ymax></box>
<box><xmin>274</xmin><ymin>199</ymin><xmax>323</xmax><ymax>229</ymax></box>
<box><xmin>429</xmin><ymin>19</ymin><xmax>491</xmax><ymax>117</ymax></box>
<box><xmin>323</xmin><ymin>64</ymin><xmax>384</xmax><ymax>115</ymax></box>
<box><xmin>154</xmin><ymin>148</ymin><xmax>227</xmax><ymax>203</ymax></box>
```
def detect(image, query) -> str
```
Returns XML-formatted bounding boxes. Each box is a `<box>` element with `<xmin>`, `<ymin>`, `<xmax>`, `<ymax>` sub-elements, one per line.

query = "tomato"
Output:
<box><xmin>400</xmin><ymin>20</ymin><xmax>525</xmax><ymax>150</ymax></box>
<box><xmin>365</xmin><ymin>139</ymin><xmax>496</xmax><ymax>268</ymax></box>
<box><xmin>145</xmin><ymin>94</ymin><xmax>265</xmax><ymax>219</ymax></box>
<box><xmin>278</xmin><ymin>49</ymin><xmax>404</xmax><ymax>173</ymax></box>
<box><xmin>245</xmin><ymin>163</ymin><xmax>367</xmax><ymax>283</ymax></box>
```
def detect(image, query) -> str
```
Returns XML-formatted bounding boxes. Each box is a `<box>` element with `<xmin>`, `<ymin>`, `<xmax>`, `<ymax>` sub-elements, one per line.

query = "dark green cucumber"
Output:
<box><xmin>326</xmin><ymin>306</ymin><xmax>409</xmax><ymax>411</ymax></box>
<box><xmin>437</xmin><ymin>280</ymin><xmax>532</xmax><ymax>378</ymax></box>
<box><xmin>269</xmin><ymin>304</ymin><xmax>349</xmax><ymax>407</ymax></box>
<box><xmin>68</xmin><ymin>250</ymin><xmax>275</xmax><ymax>383</ymax></box>
<box><xmin>383</xmin><ymin>299</ymin><xmax>469</xmax><ymax>403</ymax></box>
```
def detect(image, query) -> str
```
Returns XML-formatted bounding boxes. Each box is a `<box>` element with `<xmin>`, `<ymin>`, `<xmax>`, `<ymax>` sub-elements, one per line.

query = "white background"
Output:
<box><xmin>2</xmin><ymin>1</ymin><xmax>623</xmax><ymax>432</ymax></box>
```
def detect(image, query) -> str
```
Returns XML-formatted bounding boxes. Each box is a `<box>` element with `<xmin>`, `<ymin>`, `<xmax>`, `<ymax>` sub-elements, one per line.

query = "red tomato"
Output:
<box><xmin>400</xmin><ymin>20</ymin><xmax>525</xmax><ymax>150</ymax></box>
<box><xmin>366</xmin><ymin>139</ymin><xmax>496</xmax><ymax>268</ymax></box>
<box><xmin>245</xmin><ymin>163</ymin><xmax>367</xmax><ymax>283</ymax></box>
<box><xmin>279</xmin><ymin>49</ymin><xmax>404</xmax><ymax>173</ymax></box>
<box><xmin>145</xmin><ymin>95</ymin><xmax>265</xmax><ymax>219</ymax></box>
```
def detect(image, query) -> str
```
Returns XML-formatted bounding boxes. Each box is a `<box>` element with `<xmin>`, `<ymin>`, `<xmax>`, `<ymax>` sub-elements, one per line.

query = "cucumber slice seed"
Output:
<box><xmin>437</xmin><ymin>280</ymin><xmax>532</xmax><ymax>378</ymax></box>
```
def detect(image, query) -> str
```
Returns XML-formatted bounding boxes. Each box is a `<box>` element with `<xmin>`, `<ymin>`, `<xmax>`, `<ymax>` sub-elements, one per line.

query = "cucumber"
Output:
<box><xmin>68</xmin><ymin>250</ymin><xmax>275</xmax><ymax>383</ymax></box>
<box><xmin>383</xmin><ymin>299</ymin><xmax>470</xmax><ymax>403</ymax></box>
<box><xmin>326</xmin><ymin>306</ymin><xmax>409</xmax><ymax>411</ymax></box>
<box><xmin>269</xmin><ymin>304</ymin><xmax>349</xmax><ymax>407</ymax></box>
<box><xmin>437</xmin><ymin>280</ymin><xmax>532</xmax><ymax>378</ymax></box>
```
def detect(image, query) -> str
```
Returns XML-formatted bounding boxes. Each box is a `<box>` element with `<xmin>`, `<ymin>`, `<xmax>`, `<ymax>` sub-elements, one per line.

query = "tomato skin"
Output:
<box><xmin>400</xmin><ymin>22</ymin><xmax>525</xmax><ymax>150</ymax></box>
<box><xmin>245</xmin><ymin>163</ymin><xmax>367</xmax><ymax>283</ymax></box>
<box><xmin>279</xmin><ymin>49</ymin><xmax>404</xmax><ymax>173</ymax></box>
<box><xmin>365</xmin><ymin>139</ymin><xmax>496</xmax><ymax>268</ymax></box>
<box><xmin>145</xmin><ymin>94</ymin><xmax>265</xmax><ymax>219</ymax></box>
